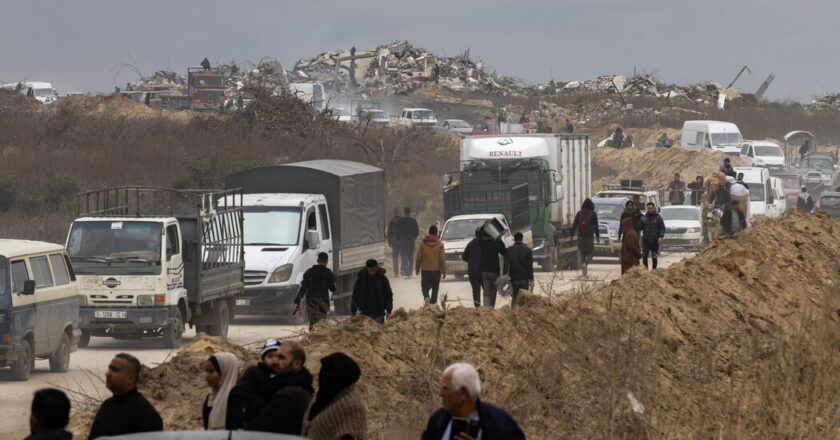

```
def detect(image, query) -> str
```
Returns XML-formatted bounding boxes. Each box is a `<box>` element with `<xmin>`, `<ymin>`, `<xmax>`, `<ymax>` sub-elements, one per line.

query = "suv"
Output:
<box><xmin>592</xmin><ymin>197</ymin><xmax>628</xmax><ymax>256</ymax></box>
<box><xmin>0</xmin><ymin>240</ymin><xmax>81</xmax><ymax>380</ymax></box>
<box><xmin>793</xmin><ymin>153</ymin><xmax>839</xmax><ymax>189</ymax></box>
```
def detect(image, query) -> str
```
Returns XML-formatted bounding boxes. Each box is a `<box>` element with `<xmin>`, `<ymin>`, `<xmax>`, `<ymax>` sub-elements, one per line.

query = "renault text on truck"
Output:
<box><xmin>449</xmin><ymin>134</ymin><xmax>592</xmax><ymax>270</ymax></box>
<box><xmin>0</xmin><ymin>240</ymin><xmax>81</xmax><ymax>381</ymax></box>
<box><xmin>225</xmin><ymin>160</ymin><xmax>386</xmax><ymax>318</ymax></box>
<box><xmin>66</xmin><ymin>187</ymin><xmax>244</xmax><ymax>348</ymax></box>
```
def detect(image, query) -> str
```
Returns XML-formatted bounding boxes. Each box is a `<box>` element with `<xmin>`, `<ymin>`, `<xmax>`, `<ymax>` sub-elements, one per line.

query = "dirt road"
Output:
<box><xmin>0</xmin><ymin>253</ymin><xmax>690</xmax><ymax>438</ymax></box>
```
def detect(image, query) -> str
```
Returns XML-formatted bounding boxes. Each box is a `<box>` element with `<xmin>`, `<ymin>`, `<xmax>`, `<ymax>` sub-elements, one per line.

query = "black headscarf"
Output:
<box><xmin>308</xmin><ymin>352</ymin><xmax>361</xmax><ymax>421</ymax></box>
<box><xmin>581</xmin><ymin>198</ymin><xmax>594</xmax><ymax>212</ymax></box>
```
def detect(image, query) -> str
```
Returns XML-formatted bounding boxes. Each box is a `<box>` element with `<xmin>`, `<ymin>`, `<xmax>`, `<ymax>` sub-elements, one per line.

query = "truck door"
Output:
<box><xmin>28</xmin><ymin>256</ymin><xmax>55</xmax><ymax>354</ymax></box>
<box><xmin>165</xmin><ymin>224</ymin><xmax>184</xmax><ymax>292</ymax></box>
<box><xmin>301</xmin><ymin>206</ymin><xmax>320</xmax><ymax>272</ymax></box>
<box><xmin>316</xmin><ymin>203</ymin><xmax>333</xmax><ymax>263</ymax></box>
<box><xmin>10</xmin><ymin>260</ymin><xmax>35</xmax><ymax>349</ymax></box>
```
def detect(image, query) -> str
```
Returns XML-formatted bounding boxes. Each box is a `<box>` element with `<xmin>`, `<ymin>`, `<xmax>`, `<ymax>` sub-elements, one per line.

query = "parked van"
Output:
<box><xmin>733</xmin><ymin>167</ymin><xmax>786</xmax><ymax>221</ymax></box>
<box><xmin>681</xmin><ymin>121</ymin><xmax>743</xmax><ymax>156</ymax></box>
<box><xmin>0</xmin><ymin>240</ymin><xmax>80</xmax><ymax>380</ymax></box>
<box><xmin>739</xmin><ymin>141</ymin><xmax>785</xmax><ymax>170</ymax></box>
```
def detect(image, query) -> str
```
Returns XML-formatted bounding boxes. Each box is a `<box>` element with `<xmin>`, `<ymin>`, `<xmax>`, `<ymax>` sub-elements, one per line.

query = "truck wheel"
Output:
<box><xmin>207</xmin><ymin>301</ymin><xmax>230</xmax><ymax>338</ymax></box>
<box><xmin>11</xmin><ymin>339</ymin><xmax>33</xmax><ymax>381</ymax></box>
<box><xmin>195</xmin><ymin>325</ymin><xmax>209</xmax><ymax>335</ymax></box>
<box><xmin>162</xmin><ymin>309</ymin><xmax>184</xmax><ymax>349</ymax></box>
<box><xmin>49</xmin><ymin>333</ymin><xmax>71</xmax><ymax>373</ymax></box>
<box><xmin>78</xmin><ymin>331</ymin><xmax>91</xmax><ymax>348</ymax></box>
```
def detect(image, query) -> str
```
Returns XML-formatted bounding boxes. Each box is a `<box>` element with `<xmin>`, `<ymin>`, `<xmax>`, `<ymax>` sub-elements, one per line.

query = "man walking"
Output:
<box><xmin>688</xmin><ymin>175</ymin><xmax>705</xmax><ymax>206</ymax></box>
<box><xmin>26</xmin><ymin>389</ymin><xmax>72</xmax><ymax>440</ymax></box>
<box><xmin>478</xmin><ymin>229</ymin><xmax>507</xmax><ymax>308</ymax></box>
<box><xmin>571</xmin><ymin>198</ymin><xmax>599</xmax><ymax>275</ymax></box>
<box><xmin>294</xmin><ymin>252</ymin><xmax>336</xmax><ymax>330</ymax></box>
<box><xmin>351</xmin><ymin>259</ymin><xmax>393</xmax><ymax>323</ymax></box>
<box><xmin>503</xmin><ymin>232</ymin><xmax>533</xmax><ymax>307</ymax></box>
<box><xmin>640</xmin><ymin>202</ymin><xmax>665</xmax><ymax>270</ymax></box>
<box><xmin>415</xmin><ymin>225</ymin><xmax>446</xmax><ymax>305</ymax></box>
<box><xmin>618</xmin><ymin>200</ymin><xmax>642</xmax><ymax>240</ymax></box>
<box><xmin>721</xmin><ymin>201</ymin><xmax>747</xmax><ymax>236</ymax></box>
<box><xmin>89</xmin><ymin>353</ymin><xmax>163</xmax><ymax>439</ymax></box>
<box><xmin>386</xmin><ymin>208</ymin><xmax>402</xmax><ymax>273</ymax></box>
<box><xmin>461</xmin><ymin>228</ymin><xmax>483</xmax><ymax>308</ymax></box>
<box><xmin>668</xmin><ymin>173</ymin><xmax>686</xmax><ymax>205</ymax></box>
<box><xmin>396</xmin><ymin>207</ymin><xmax>419</xmax><ymax>278</ymax></box>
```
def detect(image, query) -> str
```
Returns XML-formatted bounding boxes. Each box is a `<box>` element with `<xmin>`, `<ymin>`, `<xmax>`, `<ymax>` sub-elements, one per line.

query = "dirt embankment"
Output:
<box><xmin>592</xmin><ymin>146</ymin><xmax>745</xmax><ymax>190</ymax></box>
<box><xmin>70</xmin><ymin>211</ymin><xmax>840</xmax><ymax>439</ymax></box>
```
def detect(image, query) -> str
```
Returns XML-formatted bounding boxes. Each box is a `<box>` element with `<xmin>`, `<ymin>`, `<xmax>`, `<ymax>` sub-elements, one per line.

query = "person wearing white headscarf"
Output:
<box><xmin>202</xmin><ymin>352</ymin><xmax>239</xmax><ymax>430</ymax></box>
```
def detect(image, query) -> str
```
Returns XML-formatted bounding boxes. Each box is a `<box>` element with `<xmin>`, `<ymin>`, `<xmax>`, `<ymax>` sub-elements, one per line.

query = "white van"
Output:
<box><xmin>733</xmin><ymin>167</ymin><xmax>786</xmax><ymax>221</ymax></box>
<box><xmin>0</xmin><ymin>240</ymin><xmax>80</xmax><ymax>380</ymax></box>
<box><xmin>681</xmin><ymin>121</ymin><xmax>743</xmax><ymax>156</ymax></box>
<box><xmin>20</xmin><ymin>81</ymin><xmax>58</xmax><ymax>104</ymax></box>
<box><xmin>739</xmin><ymin>141</ymin><xmax>785</xmax><ymax>170</ymax></box>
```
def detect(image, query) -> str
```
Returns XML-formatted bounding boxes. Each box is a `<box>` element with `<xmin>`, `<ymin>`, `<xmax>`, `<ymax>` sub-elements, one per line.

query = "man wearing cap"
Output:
<box><xmin>232</xmin><ymin>339</ymin><xmax>284</xmax><ymax>426</ymax></box>
<box><xmin>351</xmin><ymin>259</ymin><xmax>393</xmax><ymax>323</ymax></box>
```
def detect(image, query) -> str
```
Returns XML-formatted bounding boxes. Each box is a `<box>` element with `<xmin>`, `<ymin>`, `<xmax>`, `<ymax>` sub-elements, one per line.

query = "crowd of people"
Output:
<box><xmin>22</xmin><ymin>347</ymin><xmax>524</xmax><ymax>439</ymax></box>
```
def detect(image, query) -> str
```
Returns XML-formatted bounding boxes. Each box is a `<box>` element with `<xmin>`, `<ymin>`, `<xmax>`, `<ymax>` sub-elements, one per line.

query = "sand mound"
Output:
<box><xmin>69</xmin><ymin>212</ymin><xmax>840</xmax><ymax>438</ymax></box>
<box><xmin>0</xmin><ymin>89</ymin><xmax>40</xmax><ymax>113</ymax></box>
<box><xmin>592</xmin><ymin>146</ymin><xmax>745</xmax><ymax>190</ymax></box>
<box><xmin>47</xmin><ymin>94</ymin><xmax>161</xmax><ymax>118</ymax></box>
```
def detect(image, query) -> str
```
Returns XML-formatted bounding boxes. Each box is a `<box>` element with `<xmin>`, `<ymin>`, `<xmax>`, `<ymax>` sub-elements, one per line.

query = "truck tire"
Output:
<box><xmin>195</xmin><ymin>325</ymin><xmax>210</xmax><ymax>335</ymax></box>
<box><xmin>11</xmin><ymin>339</ymin><xmax>33</xmax><ymax>381</ymax></box>
<box><xmin>207</xmin><ymin>301</ymin><xmax>230</xmax><ymax>338</ymax></box>
<box><xmin>49</xmin><ymin>333</ymin><xmax>71</xmax><ymax>373</ymax></box>
<box><xmin>162</xmin><ymin>309</ymin><xmax>184</xmax><ymax>349</ymax></box>
<box><xmin>78</xmin><ymin>331</ymin><xmax>91</xmax><ymax>348</ymax></box>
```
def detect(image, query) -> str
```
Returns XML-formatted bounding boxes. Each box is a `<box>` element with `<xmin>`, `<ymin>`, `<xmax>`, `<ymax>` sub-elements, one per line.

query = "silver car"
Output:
<box><xmin>434</xmin><ymin>119</ymin><xmax>472</xmax><ymax>134</ymax></box>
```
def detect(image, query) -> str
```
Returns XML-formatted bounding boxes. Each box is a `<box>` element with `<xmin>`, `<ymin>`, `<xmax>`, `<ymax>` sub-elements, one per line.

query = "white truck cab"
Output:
<box><xmin>390</xmin><ymin>108</ymin><xmax>438</xmax><ymax>128</ymax></box>
<box><xmin>681</xmin><ymin>121</ymin><xmax>743</xmax><ymax>156</ymax></box>
<box><xmin>739</xmin><ymin>141</ymin><xmax>785</xmax><ymax>170</ymax></box>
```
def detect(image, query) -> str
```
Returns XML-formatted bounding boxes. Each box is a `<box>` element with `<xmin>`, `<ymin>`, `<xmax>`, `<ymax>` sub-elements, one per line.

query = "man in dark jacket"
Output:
<box><xmin>247</xmin><ymin>342</ymin><xmax>315</xmax><ymax>435</ymax></box>
<box><xmin>618</xmin><ymin>200</ymin><xmax>642</xmax><ymax>240</ymax></box>
<box><xmin>396</xmin><ymin>207</ymin><xmax>419</xmax><ymax>278</ymax></box>
<box><xmin>640</xmin><ymin>202</ymin><xmax>666</xmax><ymax>269</ymax></box>
<box><xmin>478</xmin><ymin>231</ymin><xmax>507</xmax><ymax>308</ymax></box>
<box><xmin>26</xmin><ymin>389</ymin><xmax>72</xmax><ymax>440</ymax></box>
<box><xmin>231</xmin><ymin>339</ymin><xmax>283</xmax><ymax>427</ymax></box>
<box><xmin>89</xmin><ymin>353</ymin><xmax>162</xmax><ymax>439</ymax></box>
<box><xmin>719</xmin><ymin>157</ymin><xmax>736</xmax><ymax>177</ymax></box>
<box><xmin>421</xmin><ymin>363</ymin><xmax>525</xmax><ymax>440</ymax></box>
<box><xmin>461</xmin><ymin>228</ymin><xmax>483</xmax><ymax>308</ymax></box>
<box><xmin>386</xmin><ymin>207</ymin><xmax>402</xmax><ymax>273</ymax></box>
<box><xmin>571</xmin><ymin>198</ymin><xmax>599</xmax><ymax>272</ymax></box>
<box><xmin>688</xmin><ymin>175</ymin><xmax>705</xmax><ymax>206</ymax></box>
<box><xmin>797</xmin><ymin>186</ymin><xmax>815</xmax><ymax>212</ymax></box>
<box><xmin>351</xmin><ymin>259</ymin><xmax>393</xmax><ymax>323</ymax></box>
<box><xmin>503</xmin><ymin>232</ymin><xmax>533</xmax><ymax>307</ymax></box>
<box><xmin>721</xmin><ymin>200</ymin><xmax>747</xmax><ymax>235</ymax></box>
<box><xmin>294</xmin><ymin>252</ymin><xmax>336</xmax><ymax>330</ymax></box>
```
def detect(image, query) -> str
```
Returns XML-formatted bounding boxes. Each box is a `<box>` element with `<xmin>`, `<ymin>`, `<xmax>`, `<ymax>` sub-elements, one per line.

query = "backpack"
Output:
<box><xmin>578</xmin><ymin>211</ymin><xmax>594</xmax><ymax>236</ymax></box>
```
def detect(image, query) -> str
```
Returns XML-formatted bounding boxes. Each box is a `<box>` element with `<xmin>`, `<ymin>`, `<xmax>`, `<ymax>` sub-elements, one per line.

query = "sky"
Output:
<box><xmin>1</xmin><ymin>0</ymin><xmax>838</xmax><ymax>102</ymax></box>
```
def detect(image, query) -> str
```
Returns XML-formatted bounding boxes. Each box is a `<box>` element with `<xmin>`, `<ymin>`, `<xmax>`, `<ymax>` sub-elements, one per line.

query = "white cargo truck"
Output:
<box><xmin>66</xmin><ymin>187</ymin><xmax>244</xmax><ymax>348</ymax></box>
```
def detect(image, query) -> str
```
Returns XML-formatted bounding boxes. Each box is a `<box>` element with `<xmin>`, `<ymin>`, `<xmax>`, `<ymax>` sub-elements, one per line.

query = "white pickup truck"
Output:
<box><xmin>390</xmin><ymin>108</ymin><xmax>438</xmax><ymax>128</ymax></box>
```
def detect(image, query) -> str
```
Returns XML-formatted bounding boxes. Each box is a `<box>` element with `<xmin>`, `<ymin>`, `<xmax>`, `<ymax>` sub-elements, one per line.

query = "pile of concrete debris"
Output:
<box><xmin>551</xmin><ymin>74</ymin><xmax>738</xmax><ymax>104</ymax></box>
<box><xmin>806</xmin><ymin>93</ymin><xmax>840</xmax><ymax>111</ymax></box>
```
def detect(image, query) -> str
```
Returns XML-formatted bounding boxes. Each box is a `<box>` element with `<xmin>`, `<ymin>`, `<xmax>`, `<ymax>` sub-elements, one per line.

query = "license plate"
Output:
<box><xmin>235</xmin><ymin>299</ymin><xmax>250</xmax><ymax>306</ymax></box>
<box><xmin>665</xmin><ymin>234</ymin><xmax>680</xmax><ymax>239</ymax></box>
<box><xmin>94</xmin><ymin>310</ymin><xmax>127</xmax><ymax>319</ymax></box>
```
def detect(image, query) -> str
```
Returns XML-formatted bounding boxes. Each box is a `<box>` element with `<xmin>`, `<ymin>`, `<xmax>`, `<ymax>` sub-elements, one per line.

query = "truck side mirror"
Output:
<box><xmin>554</xmin><ymin>184</ymin><xmax>564</xmax><ymax>201</ymax></box>
<box><xmin>304</xmin><ymin>230</ymin><xmax>320</xmax><ymax>251</ymax></box>
<box><xmin>22</xmin><ymin>280</ymin><xmax>35</xmax><ymax>295</ymax></box>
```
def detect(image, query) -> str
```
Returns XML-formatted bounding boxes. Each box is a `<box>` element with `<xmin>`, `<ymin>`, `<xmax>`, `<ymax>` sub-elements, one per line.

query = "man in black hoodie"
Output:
<box><xmin>396</xmin><ymin>207</ymin><xmax>420</xmax><ymax>278</ymax></box>
<box><xmin>352</xmin><ymin>259</ymin><xmax>393</xmax><ymax>323</ymax></box>
<box><xmin>246</xmin><ymin>341</ymin><xmax>315</xmax><ymax>435</ymax></box>
<box><xmin>461</xmin><ymin>228</ymin><xmax>483</xmax><ymax>308</ymax></box>
<box><xmin>26</xmin><ymin>389</ymin><xmax>72</xmax><ymax>440</ymax></box>
<box><xmin>640</xmin><ymin>202</ymin><xmax>666</xmax><ymax>269</ymax></box>
<box><xmin>230</xmin><ymin>339</ymin><xmax>283</xmax><ymax>428</ymax></box>
<box><xmin>571</xmin><ymin>198</ymin><xmax>599</xmax><ymax>273</ymax></box>
<box><xmin>478</xmin><ymin>230</ymin><xmax>507</xmax><ymax>308</ymax></box>
<box><xmin>88</xmin><ymin>353</ymin><xmax>162</xmax><ymax>439</ymax></box>
<box><xmin>503</xmin><ymin>232</ymin><xmax>533</xmax><ymax>307</ymax></box>
<box><xmin>295</xmin><ymin>252</ymin><xmax>336</xmax><ymax>330</ymax></box>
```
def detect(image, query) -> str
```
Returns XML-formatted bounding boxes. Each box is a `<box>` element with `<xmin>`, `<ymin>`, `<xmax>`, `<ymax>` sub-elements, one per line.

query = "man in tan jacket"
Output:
<box><xmin>415</xmin><ymin>225</ymin><xmax>447</xmax><ymax>305</ymax></box>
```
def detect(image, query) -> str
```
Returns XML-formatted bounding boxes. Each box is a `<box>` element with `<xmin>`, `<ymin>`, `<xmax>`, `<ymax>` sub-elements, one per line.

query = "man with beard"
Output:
<box><xmin>247</xmin><ymin>341</ymin><xmax>315</xmax><ymax>435</ymax></box>
<box><xmin>88</xmin><ymin>354</ymin><xmax>162</xmax><ymax>439</ymax></box>
<box><xmin>231</xmin><ymin>339</ymin><xmax>283</xmax><ymax>427</ymax></box>
<box><xmin>302</xmin><ymin>352</ymin><xmax>367</xmax><ymax>440</ymax></box>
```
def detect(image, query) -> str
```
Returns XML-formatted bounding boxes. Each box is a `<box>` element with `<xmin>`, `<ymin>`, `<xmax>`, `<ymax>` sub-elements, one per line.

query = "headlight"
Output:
<box><xmin>268</xmin><ymin>264</ymin><xmax>294</xmax><ymax>283</ymax></box>
<box><xmin>687</xmin><ymin>228</ymin><xmax>697</xmax><ymax>233</ymax></box>
<box><xmin>137</xmin><ymin>295</ymin><xmax>154</xmax><ymax>306</ymax></box>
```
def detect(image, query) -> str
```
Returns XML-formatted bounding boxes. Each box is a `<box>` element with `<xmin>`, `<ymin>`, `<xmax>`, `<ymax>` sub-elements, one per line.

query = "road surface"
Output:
<box><xmin>0</xmin><ymin>253</ymin><xmax>690</xmax><ymax>438</ymax></box>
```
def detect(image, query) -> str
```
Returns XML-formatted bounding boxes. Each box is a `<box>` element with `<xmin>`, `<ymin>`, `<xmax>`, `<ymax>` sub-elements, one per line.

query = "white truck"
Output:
<box><xmin>447</xmin><ymin>134</ymin><xmax>592</xmax><ymax>270</ymax></box>
<box><xmin>390</xmin><ymin>108</ymin><xmax>438</xmax><ymax>128</ymax></box>
<box><xmin>681</xmin><ymin>120</ymin><xmax>743</xmax><ymax>156</ymax></box>
<box><xmin>2</xmin><ymin>81</ymin><xmax>58</xmax><ymax>104</ymax></box>
<box><xmin>66</xmin><ymin>187</ymin><xmax>245</xmax><ymax>348</ymax></box>
<box><xmin>224</xmin><ymin>160</ymin><xmax>386</xmax><ymax>317</ymax></box>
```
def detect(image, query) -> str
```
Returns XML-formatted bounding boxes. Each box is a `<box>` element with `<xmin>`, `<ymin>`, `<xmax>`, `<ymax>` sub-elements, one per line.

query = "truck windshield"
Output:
<box><xmin>661</xmin><ymin>208</ymin><xmax>700</xmax><ymax>221</ymax></box>
<box><xmin>593</xmin><ymin>203</ymin><xmax>624</xmax><ymax>221</ymax></box>
<box><xmin>711</xmin><ymin>133</ymin><xmax>742</xmax><ymax>146</ymax></box>
<box><xmin>755</xmin><ymin>146</ymin><xmax>782</xmax><ymax>157</ymax></box>
<box><xmin>0</xmin><ymin>256</ymin><xmax>7</xmax><ymax>296</ymax></box>
<box><xmin>243</xmin><ymin>207</ymin><xmax>301</xmax><ymax>245</ymax></box>
<box><xmin>802</xmin><ymin>157</ymin><xmax>835</xmax><ymax>170</ymax></box>
<box><xmin>441</xmin><ymin>219</ymin><xmax>487</xmax><ymax>241</ymax></box>
<box><xmin>749</xmin><ymin>184</ymin><xmax>765</xmax><ymax>202</ymax></box>
<box><xmin>193</xmin><ymin>76</ymin><xmax>224</xmax><ymax>88</ymax></box>
<box><xmin>67</xmin><ymin>221</ymin><xmax>163</xmax><ymax>275</ymax></box>
<box><xmin>413</xmin><ymin>110</ymin><xmax>436</xmax><ymax>120</ymax></box>
<box><xmin>33</xmin><ymin>88</ymin><xmax>54</xmax><ymax>97</ymax></box>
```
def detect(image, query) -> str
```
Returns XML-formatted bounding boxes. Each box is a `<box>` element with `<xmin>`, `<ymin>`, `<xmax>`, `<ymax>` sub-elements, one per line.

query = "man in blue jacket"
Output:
<box><xmin>421</xmin><ymin>363</ymin><xmax>525</xmax><ymax>440</ymax></box>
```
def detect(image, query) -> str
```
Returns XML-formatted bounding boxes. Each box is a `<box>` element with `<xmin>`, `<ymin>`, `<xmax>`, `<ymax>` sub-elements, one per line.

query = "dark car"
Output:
<box><xmin>818</xmin><ymin>191</ymin><xmax>840</xmax><ymax>218</ymax></box>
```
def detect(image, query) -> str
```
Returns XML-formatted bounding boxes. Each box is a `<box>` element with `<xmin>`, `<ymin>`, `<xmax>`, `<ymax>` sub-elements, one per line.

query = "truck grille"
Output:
<box><xmin>446</xmin><ymin>252</ymin><xmax>462</xmax><ymax>261</ymax></box>
<box><xmin>666</xmin><ymin>227</ymin><xmax>688</xmax><ymax>234</ymax></box>
<box><xmin>244</xmin><ymin>271</ymin><xmax>268</xmax><ymax>285</ymax></box>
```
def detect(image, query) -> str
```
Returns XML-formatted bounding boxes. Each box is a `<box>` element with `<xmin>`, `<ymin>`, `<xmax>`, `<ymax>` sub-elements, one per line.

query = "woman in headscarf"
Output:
<box><xmin>302</xmin><ymin>352</ymin><xmax>367</xmax><ymax>440</ymax></box>
<box><xmin>571</xmin><ymin>198</ymin><xmax>599</xmax><ymax>273</ymax></box>
<box><xmin>202</xmin><ymin>352</ymin><xmax>240</xmax><ymax>430</ymax></box>
<box><xmin>620</xmin><ymin>217</ymin><xmax>642</xmax><ymax>275</ymax></box>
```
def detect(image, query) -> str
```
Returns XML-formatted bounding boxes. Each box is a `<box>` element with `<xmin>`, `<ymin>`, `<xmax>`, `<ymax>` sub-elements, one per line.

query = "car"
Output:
<box><xmin>660</xmin><ymin>206</ymin><xmax>704</xmax><ymax>250</ymax></box>
<box><xmin>433</xmin><ymin>119</ymin><xmax>472</xmax><ymax>134</ymax></box>
<box><xmin>592</xmin><ymin>198</ymin><xmax>627</xmax><ymax>256</ymax></box>
<box><xmin>471</xmin><ymin>121</ymin><xmax>500</xmax><ymax>135</ymax></box>
<box><xmin>818</xmin><ymin>191</ymin><xmax>840</xmax><ymax>218</ymax></box>
<box><xmin>739</xmin><ymin>141</ymin><xmax>785</xmax><ymax>170</ymax></box>
<box><xmin>793</xmin><ymin>153</ymin><xmax>838</xmax><ymax>189</ymax></box>
<box><xmin>773</xmin><ymin>172</ymin><xmax>804</xmax><ymax>208</ymax></box>
<box><xmin>355</xmin><ymin>108</ymin><xmax>390</xmax><ymax>126</ymax></box>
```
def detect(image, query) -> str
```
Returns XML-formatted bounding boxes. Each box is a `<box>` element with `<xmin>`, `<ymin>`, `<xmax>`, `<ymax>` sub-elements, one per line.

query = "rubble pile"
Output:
<box><xmin>806</xmin><ymin>93</ymin><xmax>840</xmax><ymax>111</ymax></box>
<box><xmin>554</xmin><ymin>74</ymin><xmax>738</xmax><ymax>104</ymax></box>
<box><xmin>70</xmin><ymin>212</ymin><xmax>840</xmax><ymax>438</ymax></box>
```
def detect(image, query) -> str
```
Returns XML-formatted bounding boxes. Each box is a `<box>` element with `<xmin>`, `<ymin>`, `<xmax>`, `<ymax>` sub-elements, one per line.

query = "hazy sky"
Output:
<box><xmin>1</xmin><ymin>0</ymin><xmax>838</xmax><ymax>101</ymax></box>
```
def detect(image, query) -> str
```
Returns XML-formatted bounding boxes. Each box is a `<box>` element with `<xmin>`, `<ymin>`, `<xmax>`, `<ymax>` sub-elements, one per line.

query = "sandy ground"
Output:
<box><xmin>0</xmin><ymin>253</ymin><xmax>690</xmax><ymax>438</ymax></box>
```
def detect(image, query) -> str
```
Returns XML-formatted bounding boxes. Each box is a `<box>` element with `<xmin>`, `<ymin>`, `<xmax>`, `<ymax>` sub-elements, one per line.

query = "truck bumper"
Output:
<box><xmin>80</xmin><ymin>306</ymin><xmax>177</xmax><ymax>333</ymax></box>
<box><xmin>0</xmin><ymin>343</ymin><xmax>22</xmax><ymax>366</ymax></box>
<box><xmin>593</xmin><ymin>237</ymin><xmax>619</xmax><ymax>255</ymax></box>
<box><xmin>234</xmin><ymin>285</ymin><xmax>299</xmax><ymax>315</ymax></box>
<box><xmin>444</xmin><ymin>258</ymin><xmax>468</xmax><ymax>275</ymax></box>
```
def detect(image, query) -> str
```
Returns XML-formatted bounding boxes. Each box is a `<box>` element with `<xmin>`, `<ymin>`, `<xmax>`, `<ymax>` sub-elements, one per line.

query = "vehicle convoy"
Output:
<box><xmin>660</xmin><ymin>206</ymin><xmax>704</xmax><ymax>250</ymax></box>
<box><xmin>0</xmin><ymin>240</ymin><xmax>81</xmax><ymax>381</ymax></box>
<box><xmin>734</xmin><ymin>167</ymin><xmax>787</xmax><ymax>220</ymax></box>
<box><xmin>445</xmin><ymin>134</ymin><xmax>592</xmax><ymax>271</ymax></box>
<box><xmin>390</xmin><ymin>108</ymin><xmax>438</xmax><ymax>128</ymax></box>
<box><xmin>225</xmin><ymin>160</ymin><xmax>386</xmax><ymax>317</ymax></box>
<box><xmin>66</xmin><ymin>187</ymin><xmax>244</xmax><ymax>349</ymax></box>
<box><xmin>681</xmin><ymin>120</ymin><xmax>743</xmax><ymax>156</ymax></box>
<box><xmin>739</xmin><ymin>141</ymin><xmax>785</xmax><ymax>170</ymax></box>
